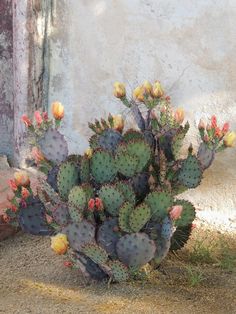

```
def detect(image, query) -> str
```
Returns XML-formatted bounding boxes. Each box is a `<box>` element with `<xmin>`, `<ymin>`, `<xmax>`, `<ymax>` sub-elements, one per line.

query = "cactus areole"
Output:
<box><xmin>6</xmin><ymin>81</ymin><xmax>234</xmax><ymax>283</ymax></box>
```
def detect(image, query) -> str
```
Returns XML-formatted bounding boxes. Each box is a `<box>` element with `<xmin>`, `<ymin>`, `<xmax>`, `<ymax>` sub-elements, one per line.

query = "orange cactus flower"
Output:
<box><xmin>34</xmin><ymin>111</ymin><xmax>43</xmax><ymax>125</ymax></box>
<box><xmin>211</xmin><ymin>115</ymin><xmax>217</xmax><ymax>128</ymax></box>
<box><xmin>174</xmin><ymin>108</ymin><xmax>185</xmax><ymax>124</ymax></box>
<box><xmin>142</xmin><ymin>80</ymin><xmax>152</xmax><ymax>94</ymax></box>
<box><xmin>31</xmin><ymin>147</ymin><xmax>44</xmax><ymax>163</ymax></box>
<box><xmin>52</xmin><ymin>102</ymin><xmax>64</xmax><ymax>120</ymax></box>
<box><xmin>113</xmin><ymin>82</ymin><xmax>126</xmax><ymax>98</ymax></box>
<box><xmin>51</xmin><ymin>233</ymin><xmax>69</xmax><ymax>255</ymax></box>
<box><xmin>95</xmin><ymin>197</ymin><xmax>104</xmax><ymax>211</ymax></box>
<box><xmin>21</xmin><ymin>114</ymin><xmax>32</xmax><ymax>127</ymax></box>
<box><xmin>21</xmin><ymin>187</ymin><xmax>30</xmax><ymax>199</ymax></box>
<box><xmin>8</xmin><ymin>179</ymin><xmax>18</xmax><ymax>191</ymax></box>
<box><xmin>133</xmin><ymin>86</ymin><xmax>145</xmax><ymax>102</ymax></box>
<box><xmin>151</xmin><ymin>81</ymin><xmax>164</xmax><ymax>98</ymax></box>
<box><xmin>88</xmin><ymin>198</ymin><xmax>95</xmax><ymax>211</ymax></box>
<box><xmin>14</xmin><ymin>171</ymin><xmax>30</xmax><ymax>187</ymax></box>
<box><xmin>214</xmin><ymin>127</ymin><xmax>222</xmax><ymax>138</ymax></box>
<box><xmin>112</xmin><ymin>114</ymin><xmax>124</xmax><ymax>133</ymax></box>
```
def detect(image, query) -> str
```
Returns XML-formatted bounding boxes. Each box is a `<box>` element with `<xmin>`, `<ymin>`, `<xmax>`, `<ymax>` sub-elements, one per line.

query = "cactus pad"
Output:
<box><xmin>132</xmin><ymin>172</ymin><xmax>150</xmax><ymax>201</ymax></box>
<box><xmin>197</xmin><ymin>142</ymin><xmax>215</xmax><ymax>170</ymax></box>
<box><xmin>161</xmin><ymin>216</ymin><xmax>175</xmax><ymax>239</ymax></box>
<box><xmin>173</xmin><ymin>199</ymin><xmax>196</xmax><ymax>227</ymax></box>
<box><xmin>97</xmin><ymin>218</ymin><xmax>120</xmax><ymax>257</ymax></box>
<box><xmin>39</xmin><ymin>180</ymin><xmax>60</xmax><ymax>205</ymax></box>
<box><xmin>125</xmin><ymin>139</ymin><xmax>152</xmax><ymax>172</ymax></box>
<box><xmin>109</xmin><ymin>260</ymin><xmax>129</xmax><ymax>282</ymax></box>
<box><xmin>80</xmin><ymin>156</ymin><xmax>90</xmax><ymax>183</ymax></box>
<box><xmin>63</xmin><ymin>220</ymin><xmax>95</xmax><ymax>251</ymax></box>
<box><xmin>68</xmin><ymin>186</ymin><xmax>87</xmax><ymax>209</ymax></box>
<box><xmin>46</xmin><ymin>165</ymin><xmax>59</xmax><ymax>192</ymax></box>
<box><xmin>38</xmin><ymin>128</ymin><xmax>68</xmax><ymax>163</ymax></box>
<box><xmin>123</xmin><ymin>129</ymin><xmax>144</xmax><ymax>142</ymax></box>
<box><xmin>68</xmin><ymin>204</ymin><xmax>83</xmax><ymax>223</ymax></box>
<box><xmin>129</xmin><ymin>203</ymin><xmax>151</xmax><ymax>232</ymax></box>
<box><xmin>99</xmin><ymin>185</ymin><xmax>124</xmax><ymax>216</ymax></box>
<box><xmin>91</xmin><ymin>150</ymin><xmax>117</xmax><ymax>184</ymax></box>
<box><xmin>171</xmin><ymin>123</ymin><xmax>190</xmax><ymax>160</ymax></box>
<box><xmin>145</xmin><ymin>191</ymin><xmax>173</xmax><ymax>221</ymax></box>
<box><xmin>57</xmin><ymin>161</ymin><xmax>79</xmax><ymax>200</ymax></box>
<box><xmin>19</xmin><ymin>196</ymin><xmax>53</xmax><ymax>236</ymax></box>
<box><xmin>154</xmin><ymin>237</ymin><xmax>171</xmax><ymax>264</ymax></box>
<box><xmin>52</xmin><ymin>203</ymin><xmax>70</xmax><ymax>226</ymax></box>
<box><xmin>118</xmin><ymin>202</ymin><xmax>133</xmax><ymax>233</ymax></box>
<box><xmin>116</xmin><ymin>181</ymin><xmax>136</xmax><ymax>205</ymax></box>
<box><xmin>170</xmin><ymin>224</ymin><xmax>192</xmax><ymax>251</ymax></box>
<box><xmin>116</xmin><ymin>233</ymin><xmax>156</xmax><ymax>267</ymax></box>
<box><xmin>115</xmin><ymin>152</ymin><xmax>139</xmax><ymax>177</ymax></box>
<box><xmin>178</xmin><ymin>154</ymin><xmax>202</xmax><ymax>188</ymax></box>
<box><xmin>98</xmin><ymin>129</ymin><xmax>123</xmax><ymax>153</ymax></box>
<box><xmin>82</xmin><ymin>243</ymin><xmax>108</xmax><ymax>265</ymax></box>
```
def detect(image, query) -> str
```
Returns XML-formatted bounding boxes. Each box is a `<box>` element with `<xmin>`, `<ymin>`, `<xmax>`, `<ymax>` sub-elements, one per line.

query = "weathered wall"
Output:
<box><xmin>14</xmin><ymin>0</ymin><xmax>236</xmax><ymax>213</ymax></box>
<box><xmin>0</xmin><ymin>0</ymin><xmax>14</xmax><ymax>158</ymax></box>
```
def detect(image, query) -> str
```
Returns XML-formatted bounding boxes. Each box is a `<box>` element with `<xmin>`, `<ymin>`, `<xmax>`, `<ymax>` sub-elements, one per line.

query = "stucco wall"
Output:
<box><xmin>48</xmin><ymin>0</ymin><xmax>236</xmax><ymax>213</ymax></box>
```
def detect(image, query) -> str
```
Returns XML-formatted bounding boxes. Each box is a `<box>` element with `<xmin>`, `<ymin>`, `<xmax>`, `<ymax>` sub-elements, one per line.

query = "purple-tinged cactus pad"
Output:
<box><xmin>116</xmin><ymin>233</ymin><xmax>156</xmax><ymax>267</ymax></box>
<box><xmin>52</xmin><ymin>203</ymin><xmax>70</xmax><ymax>226</ymax></box>
<box><xmin>97</xmin><ymin>218</ymin><xmax>120</xmax><ymax>257</ymax></box>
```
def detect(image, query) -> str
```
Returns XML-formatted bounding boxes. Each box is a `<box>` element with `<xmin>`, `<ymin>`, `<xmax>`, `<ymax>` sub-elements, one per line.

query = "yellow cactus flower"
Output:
<box><xmin>112</xmin><ymin>114</ymin><xmax>124</xmax><ymax>133</ymax></box>
<box><xmin>142</xmin><ymin>80</ymin><xmax>152</xmax><ymax>94</ymax></box>
<box><xmin>174</xmin><ymin>108</ymin><xmax>185</xmax><ymax>124</ymax></box>
<box><xmin>85</xmin><ymin>148</ymin><xmax>93</xmax><ymax>159</ymax></box>
<box><xmin>51</xmin><ymin>102</ymin><xmax>64</xmax><ymax>120</ymax></box>
<box><xmin>133</xmin><ymin>86</ymin><xmax>145</xmax><ymax>102</ymax></box>
<box><xmin>51</xmin><ymin>233</ymin><xmax>69</xmax><ymax>255</ymax></box>
<box><xmin>113</xmin><ymin>82</ymin><xmax>126</xmax><ymax>98</ymax></box>
<box><xmin>14</xmin><ymin>171</ymin><xmax>30</xmax><ymax>187</ymax></box>
<box><xmin>151</xmin><ymin>81</ymin><xmax>164</xmax><ymax>98</ymax></box>
<box><xmin>224</xmin><ymin>131</ymin><xmax>236</xmax><ymax>147</ymax></box>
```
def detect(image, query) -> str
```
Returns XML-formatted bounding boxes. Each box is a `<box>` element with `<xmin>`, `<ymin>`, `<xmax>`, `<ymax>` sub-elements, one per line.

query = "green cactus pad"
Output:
<box><xmin>68</xmin><ymin>204</ymin><xmax>83</xmax><ymax>223</ymax></box>
<box><xmin>62</xmin><ymin>220</ymin><xmax>95</xmax><ymax>251</ymax></box>
<box><xmin>38</xmin><ymin>128</ymin><xmax>68</xmax><ymax>164</ymax></box>
<box><xmin>173</xmin><ymin>199</ymin><xmax>196</xmax><ymax>227</ymax></box>
<box><xmin>129</xmin><ymin>203</ymin><xmax>151</xmax><ymax>232</ymax></box>
<box><xmin>68</xmin><ymin>186</ymin><xmax>87</xmax><ymax>209</ymax></box>
<box><xmin>123</xmin><ymin>129</ymin><xmax>144</xmax><ymax>142</ymax></box>
<box><xmin>80</xmin><ymin>156</ymin><xmax>90</xmax><ymax>183</ymax></box>
<box><xmin>116</xmin><ymin>233</ymin><xmax>156</xmax><ymax>268</ymax></box>
<box><xmin>197</xmin><ymin>142</ymin><xmax>215</xmax><ymax>170</ymax></box>
<box><xmin>91</xmin><ymin>150</ymin><xmax>117</xmax><ymax>184</ymax></box>
<box><xmin>170</xmin><ymin>224</ymin><xmax>192</xmax><ymax>251</ymax></box>
<box><xmin>178</xmin><ymin>154</ymin><xmax>202</xmax><ymax>188</ymax></box>
<box><xmin>125</xmin><ymin>139</ymin><xmax>152</xmax><ymax>172</ymax></box>
<box><xmin>116</xmin><ymin>181</ymin><xmax>136</xmax><ymax>205</ymax></box>
<box><xmin>81</xmin><ymin>183</ymin><xmax>94</xmax><ymax>201</ymax></box>
<box><xmin>99</xmin><ymin>185</ymin><xmax>124</xmax><ymax>216</ymax></box>
<box><xmin>89</xmin><ymin>134</ymin><xmax>99</xmax><ymax>150</ymax></box>
<box><xmin>118</xmin><ymin>202</ymin><xmax>134</xmax><ymax>232</ymax></box>
<box><xmin>171</xmin><ymin>123</ymin><xmax>190</xmax><ymax>160</ymax></box>
<box><xmin>145</xmin><ymin>191</ymin><xmax>173</xmax><ymax>222</ymax></box>
<box><xmin>115</xmin><ymin>152</ymin><xmax>139</xmax><ymax>177</ymax></box>
<box><xmin>57</xmin><ymin>161</ymin><xmax>79</xmax><ymax>200</ymax></box>
<box><xmin>98</xmin><ymin>129</ymin><xmax>123</xmax><ymax>153</ymax></box>
<box><xmin>81</xmin><ymin>243</ymin><xmax>108</xmax><ymax>265</ymax></box>
<box><xmin>145</xmin><ymin>191</ymin><xmax>174</xmax><ymax>221</ymax></box>
<box><xmin>109</xmin><ymin>260</ymin><xmax>129</xmax><ymax>282</ymax></box>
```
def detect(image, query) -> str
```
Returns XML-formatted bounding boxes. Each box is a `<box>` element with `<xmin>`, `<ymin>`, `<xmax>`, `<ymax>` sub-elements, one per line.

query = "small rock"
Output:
<box><xmin>0</xmin><ymin>155</ymin><xmax>10</xmax><ymax>170</ymax></box>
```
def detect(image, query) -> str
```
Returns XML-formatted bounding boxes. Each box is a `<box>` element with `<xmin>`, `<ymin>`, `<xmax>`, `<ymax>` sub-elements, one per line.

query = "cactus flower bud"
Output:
<box><xmin>112</xmin><ymin>114</ymin><xmax>124</xmax><ymax>133</ymax></box>
<box><xmin>174</xmin><ymin>108</ymin><xmax>184</xmax><ymax>124</ymax></box>
<box><xmin>169</xmin><ymin>205</ymin><xmax>183</xmax><ymax>220</ymax></box>
<box><xmin>211</xmin><ymin>115</ymin><xmax>217</xmax><ymax>128</ymax></box>
<box><xmin>95</xmin><ymin>197</ymin><xmax>104</xmax><ymax>211</ymax></box>
<box><xmin>142</xmin><ymin>80</ymin><xmax>152</xmax><ymax>94</ymax></box>
<box><xmin>34</xmin><ymin>111</ymin><xmax>43</xmax><ymax>125</ymax></box>
<box><xmin>21</xmin><ymin>187</ymin><xmax>30</xmax><ymax>199</ymax></box>
<box><xmin>21</xmin><ymin>114</ymin><xmax>32</xmax><ymax>127</ymax></box>
<box><xmin>64</xmin><ymin>261</ymin><xmax>73</xmax><ymax>267</ymax></box>
<box><xmin>222</xmin><ymin>122</ymin><xmax>229</xmax><ymax>135</ymax></box>
<box><xmin>198</xmin><ymin>119</ymin><xmax>205</xmax><ymax>130</ymax></box>
<box><xmin>85</xmin><ymin>148</ymin><xmax>93</xmax><ymax>159</ymax></box>
<box><xmin>8</xmin><ymin>179</ymin><xmax>18</xmax><ymax>191</ymax></box>
<box><xmin>14</xmin><ymin>171</ymin><xmax>30</xmax><ymax>187</ymax></box>
<box><xmin>151</xmin><ymin>81</ymin><xmax>164</xmax><ymax>98</ymax></box>
<box><xmin>51</xmin><ymin>233</ymin><xmax>69</xmax><ymax>255</ymax></box>
<box><xmin>133</xmin><ymin>86</ymin><xmax>145</xmax><ymax>102</ymax></box>
<box><xmin>52</xmin><ymin>102</ymin><xmax>64</xmax><ymax>120</ymax></box>
<box><xmin>42</xmin><ymin>111</ymin><xmax>48</xmax><ymax>121</ymax></box>
<box><xmin>214</xmin><ymin>127</ymin><xmax>222</xmax><ymax>138</ymax></box>
<box><xmin>113</xmin><ymin>82</ymin><xmax>126</xmax><ymax>98</ymax></box>
<box><xmin>88</xmin><ymin>198</ymin><xmax>95</xmax><ymax>211</ymax></box>
<box><xmin>31</xmin><ymin>147</ymin><xmax>44</xmax><ymax>164</ymax></box>
<box><xmin>224</xmin><ymin>131</ymin><xmax>236</xmax><ymax>147</ymax></box>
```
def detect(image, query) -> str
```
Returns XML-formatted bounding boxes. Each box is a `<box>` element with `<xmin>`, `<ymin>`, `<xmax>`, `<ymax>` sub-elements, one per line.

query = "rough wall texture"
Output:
<box><xmin>0</xmin><ymin>0</ymin><xmax>14</xmax><ymax>158</ymax></box>
<box><xmin>48</xmin><ymin>0</ymin><xmax>236</xmax><ymax>213</ymax></box>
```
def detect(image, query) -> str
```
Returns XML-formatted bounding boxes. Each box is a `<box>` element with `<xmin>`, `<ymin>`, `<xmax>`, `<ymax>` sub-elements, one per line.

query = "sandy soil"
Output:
<box><xmin>0</xmin><ymin>229</ymin><xmax>236</xmax><ymax>314</ymax></box>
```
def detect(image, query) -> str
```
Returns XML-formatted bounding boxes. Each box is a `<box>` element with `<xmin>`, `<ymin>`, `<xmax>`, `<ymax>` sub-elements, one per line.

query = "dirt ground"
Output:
<box><xmin>0</xmin><ymin>226</ymin><xmax>236</xmax><ymax>314</ymax></box>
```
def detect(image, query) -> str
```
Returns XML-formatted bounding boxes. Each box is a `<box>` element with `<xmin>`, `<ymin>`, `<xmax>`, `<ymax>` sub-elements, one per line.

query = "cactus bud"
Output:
<box><xmin>52</xmin><ymin>102</ymin><xmax>64</xmax><ymax>120</ymax></box>
<box><xmin>151</xmin><ymin>81</ymin><xmax>164</xmax><ymax>98</ymax></box>
<box><xmin>113</xmin><ymin>82</ymin><xmax>126</xmax><ymax>98</ymax></box>
<box><xmin>198</xmin><ymin>119</ymin><xmax>205</xmax><ymax>130</ymax></box>
<box><xmin>133</xmin><ymin>86</ymin><xmax>144</xmax><ymax>102</ymax></box>
<box><xmin>224</xmin><ymin>131</ymin><xmax>236</xmax><ymax>147</ymax></box>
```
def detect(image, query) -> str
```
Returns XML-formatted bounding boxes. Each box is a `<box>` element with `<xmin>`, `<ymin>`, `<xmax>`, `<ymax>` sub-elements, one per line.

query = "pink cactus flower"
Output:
<box><xmin>88</xmin><ymin>198</ymin><xmax>95</xmax><ymax>211</ymax></box>
<box><xmin>8</xmin><ymin>179</ymin><xmax>18</xmax><ymax>191</ymax></box>
<box><xmin>169</xmin><ymin>205</ymin><xmax>183</xmax><ymax>220</ymax></box>
<box><xmin>95</xmin><ymin>197</ymin><xmax>104</xmax><ymax>211</ymax></box>
<box><xmin>21</xmin><ymin>114</ymin><xmax>32</xmax><ymax>127</ymax></box>
<box><xmin>222</xmin><ymin>122</ymin><xmax>229</xmax><ymax>135</ymax></box>
<box><xmin>42</xmin><ymin>111</ymin><xmax>48</xmax><ymax>121</ymax></box>
<box><xmin>34</xmin><ymin>111</ymin><xmax>43</xmax><ymax>125</ymax></box>
<box><xmin>211</xmin><ymin>115</ymin><xmax>217</xmax><ymax>128</ymax></box>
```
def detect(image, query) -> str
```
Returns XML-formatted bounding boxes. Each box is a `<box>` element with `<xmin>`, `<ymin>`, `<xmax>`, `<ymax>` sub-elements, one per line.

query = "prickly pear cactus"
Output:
<box><xmin>17</xmin><ymin>81</ymin><xmax>234</xmax><ymax>283</ymax></box>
